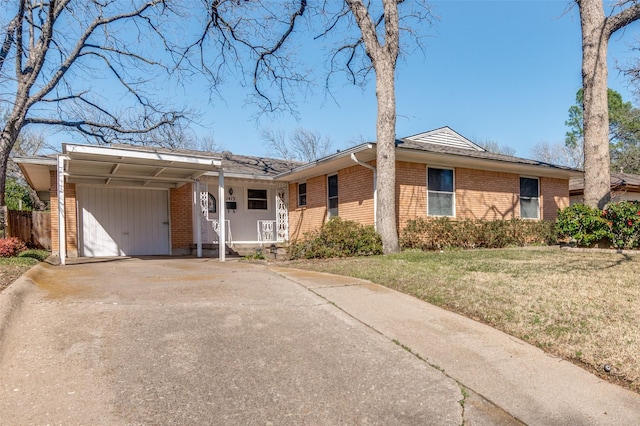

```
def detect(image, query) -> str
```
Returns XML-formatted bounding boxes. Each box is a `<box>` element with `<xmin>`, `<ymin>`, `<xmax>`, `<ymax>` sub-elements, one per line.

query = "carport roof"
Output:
<box><xmin>16</xmin><ymin>143</ymin><xmax>223</xmax><ymax>192</ymax></box>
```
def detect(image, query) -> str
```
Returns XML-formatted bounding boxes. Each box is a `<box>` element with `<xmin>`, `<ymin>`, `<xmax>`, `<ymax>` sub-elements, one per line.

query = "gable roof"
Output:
<box><xmin>279</xmin><ymin>127</ymin><xmax>581</xmax><ymax>182</ymax></box>
<box><xmin>403</xmin><ymin>126</ymin><xmax>485</xmax><ymax>151</ymax></box>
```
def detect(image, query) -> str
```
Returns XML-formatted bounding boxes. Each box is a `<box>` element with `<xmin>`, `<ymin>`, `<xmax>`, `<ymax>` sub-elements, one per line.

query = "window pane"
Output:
<box><xmin>520</xmin><ymin>198</ymin><xmax>539</xmax><ymax>219</ymax></box>
<box><xmin>247</xmin><ymin>189</ymin><xmax>267</xmax><ymax>200</ymax></box>
<box><xmin>298</xmin><ymin>183</ymin><xmax>306</xmax><ymax>206</ymax></box>
<box><xmin>328</xmin><ymin>175</ymin><xmax>338</xmax><ymax>197</ymax></box>
<box><xmin>328</xmin><ymin>198</ymin><xmax>338</xmax><ymax>218</ymax></box>
<box><xmin>520</xmin><ymin>177</ymin><xmax>538</xmax><ymax>198</ymax></box>
<box><xmin>248</xmin><ymin>199</ymin><xmax>268</xmax><ymax>210</ymax></box>
<box><xmin>428</xmin><ymin>168</ymin><xmax>453</xmax><ymax>192</ymax></box>
<box><xmin>208</xmin><ymin>193</ymin><xmax>216</xmax><ymax>213</ymax></box>
<box><xmin>248</xmin><ymin>189</ymin><xmax>268</xmax><ymax>210</ymax></box>
<box><xmin>428</xmin><ymin>192</ymin><xmax>454</xmax><ymax>216</ymax></box>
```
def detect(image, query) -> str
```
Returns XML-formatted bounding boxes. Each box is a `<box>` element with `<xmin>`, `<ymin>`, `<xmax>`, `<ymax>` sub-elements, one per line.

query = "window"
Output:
<box><xmin>428</xmin><ymin>167</ymin><xmax>455</xmax><ymax>217</ymax></box>
<box><xmin>247</xmin><ymin>189</ymin><xmax>268</xmax><ymax>210</ymax></box>
<box><xmin>328</xmin><ymin>175</ymin><xmax>338</xmax><ymax>218</ymax></box>
<box><xmin>298</xmin><ymin>182</ymin><xmax>307</xmax><ymax>207</ymax></box>
<box><xmin>208</xmin><ymin>193</ymin><xmax>216</xmax><ymax>213</ymax></box>
<box><xmin>520</xmin><ymin>177</ymin><xmax>539</xmax><ymax>219</ymax></box>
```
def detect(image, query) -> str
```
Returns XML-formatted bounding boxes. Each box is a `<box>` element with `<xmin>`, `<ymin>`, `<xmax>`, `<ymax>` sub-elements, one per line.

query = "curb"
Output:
<box><xmin>0</xmin><ymin>264</ymin><xmax>42</xmax><ymax>359</ymax></box>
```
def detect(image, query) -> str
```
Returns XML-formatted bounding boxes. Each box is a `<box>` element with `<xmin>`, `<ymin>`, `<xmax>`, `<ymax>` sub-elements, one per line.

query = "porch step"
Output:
<box><xmin>189</xmin><ymin>243</ymin><xmax>288</xmax><ymax>259</ymax></box>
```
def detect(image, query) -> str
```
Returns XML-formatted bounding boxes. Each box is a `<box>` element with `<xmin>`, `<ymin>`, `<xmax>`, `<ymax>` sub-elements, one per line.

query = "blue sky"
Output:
<box><xmin>51</xmin><ymin>1</ymin><xmax>640</xmax><ymax>159</ymax></box>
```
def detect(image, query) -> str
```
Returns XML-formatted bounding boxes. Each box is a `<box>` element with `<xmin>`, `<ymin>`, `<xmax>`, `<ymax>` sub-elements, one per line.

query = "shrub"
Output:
<box><xmin>0</xmin><ymin>237</ymin><xmax>27</xmax><ymax>258</ymax></box>
<box><xmin>400</xmin><ymin>217</ymin><xmax>555</xmax><ymax>251</ymax></box>
<box><xmin>555</xmin><ymin>204</ymin><xmax>610</xmax><ymax>247</ymax></box>
<box><xmin>17</xmin><ymin>249</ymin><xmax>50</xmax><ymax>262</ymax></box>
<box><xmin>288</xmin><ymin>217</ymin><xmax>382</xmax><ymax>259</ymax></box>
<box><xmin>602</xmin><ymin>200</ymin><xmax>640</xmax><ymax>249</ymax></box>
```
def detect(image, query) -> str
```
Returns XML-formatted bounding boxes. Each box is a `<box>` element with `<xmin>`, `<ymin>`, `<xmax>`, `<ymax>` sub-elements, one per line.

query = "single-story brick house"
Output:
<box><xmin>570</xmin><ymin>172</ymin><xmax>640</xmax><ymax>204</ymax></box>
<box><xmin>16</xmin><ymin>127</ymin><xmax>581</xmax><ymax>264</ymax></box>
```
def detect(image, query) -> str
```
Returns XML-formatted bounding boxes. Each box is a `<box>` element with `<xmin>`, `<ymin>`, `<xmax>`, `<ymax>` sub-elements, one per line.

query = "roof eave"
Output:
<box><xmin>274</xmin><ymin>143</ymin><xmax>374</xmax><ymax>181</ymax></box>
<box><xmin>396</xmin><ymin>147</ymin><xmax>582</xmax><ymax>179</ymax></box>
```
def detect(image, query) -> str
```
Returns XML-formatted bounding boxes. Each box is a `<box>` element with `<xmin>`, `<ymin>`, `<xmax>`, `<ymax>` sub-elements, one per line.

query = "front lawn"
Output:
<box><xmin>286</xmin><ymin>247</ymin><xmax>640</xmax><ymax>392</ymax></box>
<box><xmin>0</xmin><ymin>250</ymin><xmax>49</xmax><ymax>293</ymax></box>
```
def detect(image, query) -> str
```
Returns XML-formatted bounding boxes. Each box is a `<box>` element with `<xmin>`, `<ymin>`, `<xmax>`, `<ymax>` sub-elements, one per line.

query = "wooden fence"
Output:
<box><xmin>5</xmin><ymin>210</ymin><xmax>51</xmax><ymax>249</ymax></box>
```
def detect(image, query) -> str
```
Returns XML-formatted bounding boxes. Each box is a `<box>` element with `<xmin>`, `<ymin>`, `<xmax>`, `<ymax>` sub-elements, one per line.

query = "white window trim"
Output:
<box><xmin>247</xmin><ymin>188</ymin><xmax>269</xmax><ymax>211</ymax></box>
<box><xmin>519</xmin><ymin>176</ymin><xmax>540</xmax><ymax>220</ymax></box>
<box><xmin>427</xmin><ymin>166</ymin><xmax>456</xmax><ymax>217</ymax></box>
<box><xmin>297</xmin><ymin>182</ymin><xmax>307</xmax><ymax>207</ymax></box>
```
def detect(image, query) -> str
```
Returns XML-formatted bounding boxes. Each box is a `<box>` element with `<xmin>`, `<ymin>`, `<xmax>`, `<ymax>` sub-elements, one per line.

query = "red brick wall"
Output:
<box><xmin>50</xmin><ymin>170</ymin><xmax>78</xmax><ymax>257</ymax></box>
<box><xmin>337</xmin><ymin>164</ymin><xmax>375</xmax><ymax>226</ymax></box>
<box><xmin>396</xmin><ymin>161</ymin><xmax>427</xmax><ymax>229</ymax></box>
<box><xmin>541</xmin><ymin>177</ymin><xmax>569</xmax><ymax>221</ymax></box>
<box><xmin>289</xmin><ymin>175</ymin><xmax>327</xmax><ymax>240</ymax></box>
<box><xmin>456</xmin><ymin>168</ymin><xmax>520</xmax><ymax>220</ymax></box>
<box><xmin>286</xmin><ymin>162</ymin><xmax>571</xmax><ymax>239</ymax></box>
<box><xmin>170</xmin><ymin>184</ymin><xmax>193</xmax><ymax>250</ymax></box>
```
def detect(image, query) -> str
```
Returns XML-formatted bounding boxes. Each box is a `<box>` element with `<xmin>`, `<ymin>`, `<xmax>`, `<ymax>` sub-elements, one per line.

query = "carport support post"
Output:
<box><xmin>218</xmin><ymin>171</ymin><xmax>225</xmax><ymax>262</ymax></box>
<box><xmin>194</xmin><ymin>181</ymin><xmax>202</xmax><ymax>258</ymax></box>
<box><xmin>57</xmin><ymin>155</ymin><xmax>68</xmax><ymax>266</ymax></box>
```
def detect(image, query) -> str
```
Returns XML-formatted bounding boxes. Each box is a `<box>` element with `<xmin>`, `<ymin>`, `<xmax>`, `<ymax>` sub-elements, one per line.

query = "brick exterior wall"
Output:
<box><xmin>170</xmin><ymin>184</ymin><xmax>193</xmax><ymax>250</ymax></box>
<box><xmin>540</xmin><ymin>177</ymin><xmax>569</xmax><ymax>221</ymax></box>
<box><xmin>456</xmin><ymin>168</ymin><xmax>520</xmax><ymax>220</ymax></box>
<box><xmin>49</xmin><ymin>170</ymin><xmax>78</xmax><ymax>257</ymax></box>
<box><xmin>289</xmin><ymin>175</ymin><xmax>328</xmax><ymax>240</ymax></box>
<box><xmin>396</xmin><ymin>161</ymin><xmax>427</xmax><ymax>229</ymax></box>
<box><xmin>287</xmin><ymin>162</ymin><xmax>571</xmax><ymax>238</ymax></box>
<box><xmin>336</xmin><ymin>164</ymin><xmax>375</xmax><ymax>226</ymax></box>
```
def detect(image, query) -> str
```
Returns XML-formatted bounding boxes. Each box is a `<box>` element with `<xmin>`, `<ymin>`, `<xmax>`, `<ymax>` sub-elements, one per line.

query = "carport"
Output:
<box><xmin>18</xmin><ymin>144</ymin><xmax>225</xmax><ymax>264</ymax></box>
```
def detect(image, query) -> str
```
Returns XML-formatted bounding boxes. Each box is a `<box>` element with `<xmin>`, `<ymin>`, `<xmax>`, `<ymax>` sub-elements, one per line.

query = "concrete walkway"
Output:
<box><xmin>0</xmin><ymin>258</ymin><xmax>639</xmax><ymax>424</ymax></box>
<box><xmin>269</xmin><ymin>266</ymin><xmax>640</xmax><ymax>425</ymax></box>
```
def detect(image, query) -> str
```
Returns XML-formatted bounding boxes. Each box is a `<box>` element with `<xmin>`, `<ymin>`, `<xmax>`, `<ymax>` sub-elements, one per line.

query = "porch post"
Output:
<box><xmin>218</xmin><ymin>171</ymin><xmax>225</xmax><ymax>262</ymax></box>
<box><xmin>57</xmin><ymin>155</ymin><xmax>67</xmax><ymax>265</ymax></box>
<box><xmin>194</xmin><ymin>181</ymin><xmax>202</xmax><ymax>258</ymax></box>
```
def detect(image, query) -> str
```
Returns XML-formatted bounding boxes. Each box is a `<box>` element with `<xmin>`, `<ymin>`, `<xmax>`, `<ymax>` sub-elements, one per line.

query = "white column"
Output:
<box><xmin>194</xmin><ymin>182</ymin><xmax>202</xmax><ymax>258</ymax></box>
<box><xmin>218</xmin><ymin>171</ymin><xmax>225</xmax><ymax>262</ymax></box>
<box><xmin>57</xmin><ymin>155</ymin><xmax>67</xmax><ymax>265</ymax></box>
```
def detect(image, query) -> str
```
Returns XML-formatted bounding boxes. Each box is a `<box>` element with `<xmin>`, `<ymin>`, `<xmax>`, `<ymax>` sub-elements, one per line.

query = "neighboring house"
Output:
<box><xmin>570</xmin><ymin>172</ymin><xmax>640</xmax><ymax>204</ymax></box>
<box><xmin>16</xmin><ymin>127</ymin><xmax>581</xmax><ymax>264</ymax></box>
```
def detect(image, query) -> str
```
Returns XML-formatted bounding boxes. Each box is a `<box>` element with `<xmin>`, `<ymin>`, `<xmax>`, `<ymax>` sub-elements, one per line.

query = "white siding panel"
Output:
<box><xmin>78</xmin><ymin>187</ymin><xmax>170</xmax><ymax>256</ymax></box>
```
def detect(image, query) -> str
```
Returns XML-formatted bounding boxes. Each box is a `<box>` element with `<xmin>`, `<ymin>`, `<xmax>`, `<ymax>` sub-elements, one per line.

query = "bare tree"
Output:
<box><xmin>576</xmin><ymin>0</ymin><xmax>640</xmax><ymax>208</ymax></box>
<box><xmin>0</xmin><ymin>0</ymin><xmax>193</xmax><ymax>205</ymax></box>
<box><xmin>476</xmin><ymin>140</ymin><xmax>516</xmax><ymax>156</ymax></box>
<box><xmin>199</xmin><ymin>1</ymin><xmax>432</xmax><ymax>253</ymax></box>
<box><xmin>262</xmin><ymin>127</ymin><xmax>332</xmax><ymax>162</ymax></box>
<box><xmin>342</xmin><ymin>0</ymin><xmax>400</xmax><ymax>254</ymax></box>
<box><xmin>530</xmin><ymin>141</ymin><xmax>583</xmax><ymax>168</ymax></box>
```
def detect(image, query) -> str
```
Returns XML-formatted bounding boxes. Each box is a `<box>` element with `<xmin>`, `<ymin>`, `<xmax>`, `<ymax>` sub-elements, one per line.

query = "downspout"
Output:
<box><xmin>350</xmin><ymin>153</ymin><xmax>377</xmax><ymax>231</ymax></box>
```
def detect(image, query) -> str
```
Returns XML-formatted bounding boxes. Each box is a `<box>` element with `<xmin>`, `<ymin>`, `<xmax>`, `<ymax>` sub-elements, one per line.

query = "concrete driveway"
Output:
<box><xmin>4</xmin><ymin>258</ymin><xmax>640</xmax><ymax>425</ymax></box>
<box><xmin>0</xmin><ymin>258</ymin><xmax>469</xmax><ymax>425</ymax></box>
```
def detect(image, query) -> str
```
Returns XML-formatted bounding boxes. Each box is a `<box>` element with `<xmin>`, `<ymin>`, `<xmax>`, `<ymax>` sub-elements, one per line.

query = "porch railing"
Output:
<box><xmin>257</xmin><ymin>220</ymin><xmax>277</xmax><ymax>243</ymax></box>
<box><xmin>211</xmin><ymin>219</ymin><xmax>232</xmax><ymax>244</ymax></box>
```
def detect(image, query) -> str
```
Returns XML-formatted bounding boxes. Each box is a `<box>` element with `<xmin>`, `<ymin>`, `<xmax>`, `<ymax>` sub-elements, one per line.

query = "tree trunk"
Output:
<box><xmin>580</xmin><ymin>0</ymin><xmax>611</xmax><ymax>208</ymax></box>
<box><xmin>0</xmin><ymin>119</ymin><xmax>21</xmax><ymax>207</ymax></box>
<box><xmin>375</xmin><ymin>57</ymin><xmax>400</xmax><ymax>254</ymax></box>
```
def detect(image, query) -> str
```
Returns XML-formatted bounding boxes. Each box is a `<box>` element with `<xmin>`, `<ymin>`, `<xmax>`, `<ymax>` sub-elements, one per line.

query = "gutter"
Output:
<box><xmin>350</xmin><ymin>153</ymin><xmax>377</xmax><ymax>231</ymax></box>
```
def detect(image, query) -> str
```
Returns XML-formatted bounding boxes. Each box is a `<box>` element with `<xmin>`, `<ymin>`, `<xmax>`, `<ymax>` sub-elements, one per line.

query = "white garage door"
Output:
<box><xmin>78</xmin><ymin>187</ymin><xmax>170</xmax><ymax>257</ymax></box>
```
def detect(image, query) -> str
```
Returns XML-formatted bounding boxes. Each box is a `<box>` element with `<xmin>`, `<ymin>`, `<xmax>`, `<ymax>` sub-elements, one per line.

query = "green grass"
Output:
<box><xmin>287</xmin><ymin>247</ymin><xmax>640</xmax><ymax>392</ymax></box>
<box><xmin>0</xmin><ymin>255</ymin><xmax>40</xmax><ymax>266</ymax></box>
